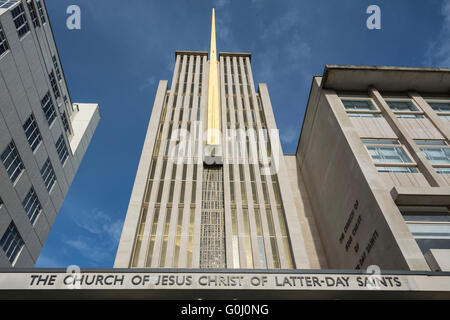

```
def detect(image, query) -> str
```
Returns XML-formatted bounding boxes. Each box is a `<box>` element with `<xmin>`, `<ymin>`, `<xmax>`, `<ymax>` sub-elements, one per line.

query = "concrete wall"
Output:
<box><xmin>296</xmin><ymin>77</ymin><xmax>427</xmax><ymax>270</ymax></box>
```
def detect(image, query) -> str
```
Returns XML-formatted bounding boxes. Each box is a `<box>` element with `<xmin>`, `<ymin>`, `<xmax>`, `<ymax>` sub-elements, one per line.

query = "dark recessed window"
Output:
<box><xmin>23</xmin><ymin>114</ymin><xmax>42</xmax><ymax>151</ymax></box>
<box><xmin>0</xmin><ymin>22</ymin><xmax>9</xmax><ymax>56</ymax></box>
<box><xmin>0</xmin><ymin>222</ymin><xmax>24</xmax><ymax>264</ymax></box>
<box><xmin>41</xmin><ymin>158</ymin><xmax>56</xmax><ymax>192</ymax></box>
<box><xmin>11</xmin><ymin>3</ymin><xmax>30</xmax><ymax>39</ymax></box>
<box><xmin>52</xmin><ymin>55</ymin><xmax>62</xmax><ymax>81</ymax></box>
<box><xmin>49</xmin><ymin>71</ymin><xmax>60</xmax><ymax>98</ymax></box>
<box><xmin>1</xmin><ymin>141</ymin><xmax>24</xmax><ymax>183</ymax></box>
<box><xmin>55</xmin><ymin>135</ymin><xmax>69</xmax><ymax>165</ymax></box>
<box><xmin>36</xmin><ymin>0</ymin><xmax>46</xmax><ymax>24</ymax></box>
<box><xmin>41</xmin><ymin>91</ymin><xmax>56</xmax><ymax>126</ymax></box>
<box><xmin>22</xmin><ymin>187</ymin><xmax>41</xmax><ymax>224</ymax></box>
<box><xmin>27</xmin><ymin>0</ymin><xmax>40</xmax><ymax>28</ymax></box>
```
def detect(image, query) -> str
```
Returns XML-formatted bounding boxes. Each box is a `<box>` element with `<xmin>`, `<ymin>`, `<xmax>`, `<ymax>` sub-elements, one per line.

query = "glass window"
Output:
<box><xmin>342</xmin><ymin>99</ymin><xmax>376</xmax><ymax>111</ymax></box>
<box><xmin>362</xmin><ymin>139</ymin><xmax>400</xmax><ymax>145</ymax></box>
<box><xmin>415</xmin><ymin>140</ymin><xmax>447</xmax><ymax>146</ymax></box>
<box><xmin>348</xmin><ymin>113</ymin><xmax>381</xmax><ymax>118</ymax></box>
<box><xmin>55</xmin><ymin>135</ymin><xmax>69</xmax><ymax>165</ymax></box>
<box><xmin>0</xmin><ymin>22</ymin><xmax>9</xmax><ymax>56</ymax></box>
<box><xmin>386</xmin><ymin>100</ymin><xmax>419</xmax><ymax>112</ymax></box>
<box><xmin>436</xmin><ymin>167</ymin><xmax>450</xmax><ymax>174</ymax></box>
<box><xmin>27</xmin><ymin>0</ymin><xmax>39</xmax><ymax>28</ymax></box>
<box><xmin>421</xmin><ymin>147</ymin><xmax>450</xmax><ymax>165</ymax></box>
<box><xmin>41</xmin><ymin>158</ymin><xmax>56</xmax><ymax>192</ymax></box>
<box><xmin>0</xmin><ymin>222</ymin><xmax>24</xmax><ymax>264</ymax></box>
<box><xmin>61</xmin><ymin>111</ymin><xmax>71</xmax><ymax>135</ymax></box>
<box><xmin>11</xmin><ymin>3</ymin><xmax>30</xmax><ymax>39</ymax></box>
<box><xmin>36</xmin><ymin>0</ymin><xmax>46</xmax><ymax>24</ymax></box>
<box><xmin>395</xmin><ymin>114</ymin><xmax>424</xmax><ymax>119</ymax></box>
<box><xmin>1</xmin><ymin>141</ymin><xmax>24</xmax><ymax>183</ymax></box>
<box><xmin>41</xmin><ymin>91</ymin><xmax>56</xmax><ymax>126</ymax></box>
<box><xmin>22</xmin><ymin>187</ymin><xmax>41</xmax><ymax>224</ymax></box>
<box><xmin>49</xmin><ymin>71</ymin><xmax>60</xmax><ymax>98</ymax></box>
<box><xmin>415</xmin><ymin>140</ymin><xmax>450</xmax><ymax>170</ymax></box>
<box><xmin>131</xmin><ymin>207</ymin><xmax>147</xmax><ymax>267</ymax></box>
<box><xmin>146</xmin><ymin>208</ymin><xmax>160</xmax><ymax>267</ymax></box>
<box><xmin>426</xmin><ymin>101</ymin><xmax>450</xmax><ymax>120</ymax></box>
<box><xmin>23</xmin><ymin>114</ymin><xmax>42</xmax><ymax>151</ymax></box>
<box><xmin>427</xmin><ymin>101</ymin><xmax>450</xmax><ymax>113</ymax></box>
<box><xmin>366</xmin><ymin>146</ymin><xmax>412</xmax><ymax>164</ymax></box>
<box><xmin>363</xmin><ymin>140</ymin><xmax>413</xmax><ymax>164</ymax></box>
<box><xmin>0</xmin><ymin>1</ymin><xmax>19</xmax><ymax>9</ymax></box>
<box><xmin>400</xmin><ymin>206</ymin><xmax>450</xmax><ymax>254</ymax></box>
<box><xmin>377</xmin><ymin>166</ymin><xmax>418</xmax><ymax>173</ymax></box>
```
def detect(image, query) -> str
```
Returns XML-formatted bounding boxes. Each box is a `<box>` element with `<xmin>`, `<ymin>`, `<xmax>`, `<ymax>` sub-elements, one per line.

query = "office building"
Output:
<box><xmin>0</xmin><ymin>0</ymin><xmax>100</xmax><ymax>267</ymax></box>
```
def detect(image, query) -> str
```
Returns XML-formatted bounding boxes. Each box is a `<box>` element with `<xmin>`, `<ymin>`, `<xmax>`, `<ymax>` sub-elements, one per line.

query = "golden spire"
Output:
<box><xmin>207</xmin><ymin>8</ymin><xmax>221</xmax><ymax>145</ymax></box>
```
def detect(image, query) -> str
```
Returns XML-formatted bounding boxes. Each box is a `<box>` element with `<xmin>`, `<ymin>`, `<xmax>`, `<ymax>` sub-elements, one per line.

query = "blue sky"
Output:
<box><xmin>35</xmin><ymin>0</ymin><xmax>450</xmax><ymax>268</ymax></box>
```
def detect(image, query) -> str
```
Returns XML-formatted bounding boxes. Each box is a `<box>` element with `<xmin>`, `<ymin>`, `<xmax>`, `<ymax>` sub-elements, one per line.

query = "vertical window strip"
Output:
<box><xmin>0</xmin><ymin>22</ymin><xmax>9</xmax><ymax>55</ymax></box>
<box><xmin>265</xmin><ymin>208</ymin><xmax>280</xmax><ymax>268</ymax></box>
<box><xmin>159</xmin><ymin>209</ymin><xmax>172</xmax><ymax>267</ymax></box>
<box><xmin>186</xmin><ymin>208</ymin><xmax>195</xmax><ymax>268</ymax></box>
<box><xmin>60</xmin><ymin>111</ymin><xmax>71</xmax><ymax>135</ymax></box>
<box><xmin>49</xmin><ymin>71</ymin><xmax>60</xmax><ymax>98</ymax></box>
<box><xmin>242</xmin><ymin>208</ymin><xmax>253</xmax><ymax>268</ymax></box>
<box><xmin>27</xmin><ymin>0</ymin><xmax>39</xmax><ymax>28</ymax></box>
<box><xmin>11</xmin><ymin>3</ymin><xmax>30</xmax><ymax>38</ymax></box>
<box><xmin>231</xmin><ymin>207</ymin><xmax>240</xmax><ymax>268</ymax></box>
<box><xmin>172</xmin><ymin>208</ymin><xmax>183</xmax><ymax>267</ymax></box>
<box><xmin>145</xmin><ymin>208</ymin><xmax>160</xmax><ymax>267</ymax></box>
<box><xmin>254</xmin><ymin>209</ymin><xmax>267</xmax><ymax>268</ymax></box>
<box><xmin>200</xmin><ymin>167</ymin><xmax>226</xmax><ymax>269</ymax></box>
<box><xmin>36</xmin><ymin>0</ymin><xmax>45</xmax><ymax>23</ymax></box>
<box><xmin>130</xmin><ymin>207</ymin><xmax>147</xmax><ymax>267</ymax></box>
<box><xmin>277</xmin><ymin>206</ymin><xmax>294</xmax><ymax>269</ymax></box>
<box><xmin>52</xmin><ymin>55</ymin><xmax>62</xmax><ymax>81</ymax></box>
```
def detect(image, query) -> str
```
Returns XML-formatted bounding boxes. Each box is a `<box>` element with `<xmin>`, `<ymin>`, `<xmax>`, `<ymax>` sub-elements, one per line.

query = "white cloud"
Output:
<box><xmin>139</xmin><ymin>76</ymin><xmax>156</xmax><ymax>91</ymax></box>
<box><xmin>65</xmin><ymin>238</ymin><xmax>112</xmax><ymax>264</ymax></box>
<box><xmin>213</xmin><ymin>0</ymin><xmax>230</xmax><ymax>8</ymax></box>
<box><xmin>35</xmin><ymin>254</ymin><xmax>64</xmax><ymax>268</ymax></box>
<box><xmin>280</xmin><ymin>126</ymin><xmax>299</xmax><ymax>144</ymax></box>
<box><xmin>287</xmin><ymin>33</ymin><xmax>312</xmax><ymax>71</ymax></box>
<box><xmin>251</xmin><ymin>0</ymin><xmax>265</xmax><ymax>8</ymax></box>
<box><xmin>426</xmin><ymin>0</ymin><xmax>450</xmax><ymax>67</ymax></box>
<box><xmin>261</xmin><ymin>8</ymin><xmax>301</xmax><ymax>39</ymax></box>
<box><xmin>69</xmin><ymin>208</ymin><xmax>123</xmax><ymax>246</ymax></box>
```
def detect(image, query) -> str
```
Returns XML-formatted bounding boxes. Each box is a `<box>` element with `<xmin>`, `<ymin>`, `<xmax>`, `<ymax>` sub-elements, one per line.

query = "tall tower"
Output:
<box><xmin>0</xmin><ymin>0</ymin><xmax>99</xmax><ymax>267</ymax></box>
<box><xmin>115</xmin><ymin>9</ymin><xmax>310</xmax><ymax>269</ymax></box>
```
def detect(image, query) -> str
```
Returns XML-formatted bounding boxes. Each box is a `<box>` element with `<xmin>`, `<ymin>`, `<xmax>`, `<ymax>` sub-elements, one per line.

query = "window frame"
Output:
<box><xmin>384</xmin><ymin>97</ymin><xmax>424</xmax><ymax>118</ymax></box>
<box><xmin>40</xmin><ymin>158</ymin><xmax>56</xmax><ymax>192</ymax></box>
<box><xmin>11</xmin><ymin>2</ymin><xmax>30</xmax><ymax>39</ymax></box>
<box><xmin>0</xmin><ymin>221</ymin><xmax>24</xmax><ymax>265</ymax></box>
<box><xmin>340</xmin><ymin>96</ymin><xmax>382</xmax><ymax>118</ymax></box>
<box><xmin>362</xmin><ymin>139</ymin><xmax>418</xmax><ymax>169</ymax></box>
<box><xmin>425</xmin><ymin>98</ymin><xmax>450</xmax><ymax>120</ymax></box>
<box><xmin>26</xmin><ymin>0</ymin><xmax>40</xmax><ymax>28</ymax></box>
<box><xmin>22</xmin><ymin>187</ymin><xmax>41</xmax><ymax>224</ymax></box>
<box><xmin>0</xmin><ymin>21</ymin><xmax>9</xmax><ymax>57</ymax></box>
<box><xmin>415</xmin><ymin>139</ymin><xmax>450</xmax><ymax>170</ymax></box>
<box><xmin>23</xmin><ymin>113</ymin><xmax>42</xmax><ymax>152</ymax></box>
<box><xmin>1</xmin><ymin>140</ymin><xmax>25</xmax><ymax>183</ymax></box>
